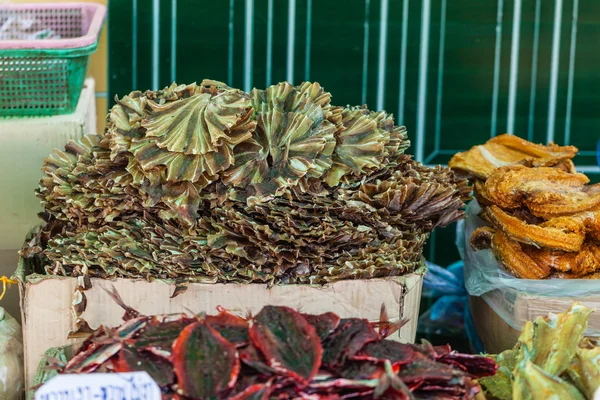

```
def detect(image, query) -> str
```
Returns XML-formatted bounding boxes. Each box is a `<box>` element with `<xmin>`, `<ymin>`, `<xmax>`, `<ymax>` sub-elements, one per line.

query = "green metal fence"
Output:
<box><xmin>107</xmin><ymin>0</ymin><xmax>600</xmax><ymax>266</ymax></box>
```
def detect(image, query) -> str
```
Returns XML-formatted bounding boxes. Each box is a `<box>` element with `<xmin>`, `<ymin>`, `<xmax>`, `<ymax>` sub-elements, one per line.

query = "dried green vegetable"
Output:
<box><xmin>479</xmin><ymin>302</ymin><xmax>600</xmax><ymax>400</ymax></box>
<box><xmin>22</xmin><ymin>79</ymin><xmax>470</xmax><ymax>283</ymax></box>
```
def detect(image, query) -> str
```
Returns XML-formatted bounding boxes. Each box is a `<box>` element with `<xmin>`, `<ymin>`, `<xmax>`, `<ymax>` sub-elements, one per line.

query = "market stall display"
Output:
<box><xmin>39</xmin><ymin>299</ymin><xmax>496</xmax><ymax>399</ymax></box>
<box><xmin>479</xmin><ymin>302</ymin><xmax>600</xmax><ymax>400</ymax></box>
<box><xmin>17</xmin><ymin>79</ymin><xmax>468</xmax><ymax>386</ymax></box>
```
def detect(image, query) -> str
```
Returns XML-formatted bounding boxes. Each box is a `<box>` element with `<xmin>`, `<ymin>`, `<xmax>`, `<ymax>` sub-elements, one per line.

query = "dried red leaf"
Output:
<box><xmin>70</xmin><ymin>326</ymin><xmax>107</xmax><ymax>355</ymax></box>
<box><xmin>239</xmin><ymin>344</ymin><xmax>277</xmax><ymax>376</ymax></box>
<box><xmin>437</xmin><ymin>352</ymin><xmax>498</xmax><ymax>378</ymax></box>
<box><xmin>411</xmin><ymin>391</ymin><xmax>462</xmax><ymax>400</ymax></box>
<box><xmin>337</xmin><ymin>361</ymin><xmax>384</xmax><ymax>380</ymax></box>
<box><xmin>322</xmin><ymin>319</ymin><xmax>379</xmax><ymax>368</ymax></box>
<box><xmin>64</xmin><ymin>342</ymin><xmax>122</xmax><ymax>374</ymax></box>
<box><xmin>229</xmin><ymin>383</ymin><xmax>272</xmax><ymax>400</ymax></box>
<box><xmin>112</xmin><ymin>347</ymin><xmax>175</xmax><ymax>388</ymax></box>
<box><xmin>370</xmin><ymin>304</ymin><xmax>408</xmax><ymax>340</ymax></box>
<box><xmin>250</xmin><ymin>306</ymin><xmax>323</xmax><ymax>385</ymax></box>
<box><xmin>302</xmin><ymin>312</ymin><xmax>340</xmax><ymax>341</ymax></box>
<box><xmin>103</xmin><ymin>285</ymin><xmax>140</xmax><ymax>321</ymax></box>
<box><xmin>114</xmin><ymin>316</ymin><xmax>150</xmax><ymax>339</ymax></box>
<box><xmin>59</xmin><ymin>304</ymin><xmax>495</xmax><ymax>399</ymax></box>
<box><xmin>172</xmin><ymin>321</ymin><xmax>240</xmax><ymax>398</ymax></box>
<box><xmin>376</xmin><ymin>388</ymin><xmax>413</xmax><ymax>400</ymax></box>
<box><xmin>206</xmin><ymin>307</ymin><xmax>250</xmax><ymax>347</ymax></box>
<box><xmin>133</xmin><ymin>316</ymin><xmax>195</xmax><ymax>358</ymax></box>
<box><xmin>353</xmin><ymin>341</ymin><xmax>415</xmax><ymax>367</ymax></box>
<box><xmin>397</xmin><ymin>358</ymin><xmax>465</xmax><ymax>391</ymax></box>
<box><xmin>410</xmin><ymin>340</ymin><xmax>438</xmax><ymax>360</ymax></box>
<box><xmin>433</xmin><ymin>345</ymin><xmax>452</xmax><ymax>357</ymax></box>
<box><xmin>309</xmin><ymin>378</ymin><xmax>379</xmax><ymax>390</ymax></box>
<box><xmin>417</xmin><ymin>384</ymin><xmax>466</xmax><ymax>395</ymax></box>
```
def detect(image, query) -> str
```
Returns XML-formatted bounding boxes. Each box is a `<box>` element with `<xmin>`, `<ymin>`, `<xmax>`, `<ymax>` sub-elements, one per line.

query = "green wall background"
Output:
<box><xmin>108</xmin><ymin>0</ymin><xmax>600</xmax><ymax>267</ymax></box>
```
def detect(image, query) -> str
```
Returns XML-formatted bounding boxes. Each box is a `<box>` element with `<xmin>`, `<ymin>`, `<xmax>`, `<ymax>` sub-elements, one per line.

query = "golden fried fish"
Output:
<box><xmin>486</xmin><ymin>205</ymin><xmax>585</xmax><ymax>252</ymax></box>
<box><xmin>490</xmin><ymin>231</ymin><xmax>553</xmax><ymax>279</ymax></box>
<box><xmin>449</xmin><ymin>134</ymin><xmax>578</xmax><ymax>180</ymax></box>
<box><xmin>484</xmin><ymin>165</ymin><xmax>589</xmax><ymax>210</ymax></box>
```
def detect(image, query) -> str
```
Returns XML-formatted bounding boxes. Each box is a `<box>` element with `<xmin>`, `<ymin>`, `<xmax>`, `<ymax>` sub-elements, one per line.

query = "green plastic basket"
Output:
<box><xmin>0</xmin><ymin>3</ymin><xmax>106</xmax><ymax>117</ymax></box>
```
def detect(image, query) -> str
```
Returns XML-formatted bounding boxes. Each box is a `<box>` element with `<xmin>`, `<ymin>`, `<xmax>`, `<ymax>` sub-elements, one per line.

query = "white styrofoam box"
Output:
<box><xmin>0</xmin><ymin>78</ymin><xmax>96</xmax><ymax>249</ymax></box>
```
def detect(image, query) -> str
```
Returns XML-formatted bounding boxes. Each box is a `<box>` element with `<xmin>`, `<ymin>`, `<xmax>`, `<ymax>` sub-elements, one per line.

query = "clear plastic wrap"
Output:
<box><xmin>0</xmin><ymin>307</ymin><xmax>23</xmax><ymax>400</ymax></box>
<box><xmin>459</xmin><ymin>200</ymin><xmax>600</xmax><ymax>336</ymax></box>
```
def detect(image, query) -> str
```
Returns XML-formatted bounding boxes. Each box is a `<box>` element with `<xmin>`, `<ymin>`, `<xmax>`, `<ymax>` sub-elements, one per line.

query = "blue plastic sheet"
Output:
<box><xmin>418</xmin><ymin>261</ymin><xmax>484</xmax><ymax>353</ymax></box>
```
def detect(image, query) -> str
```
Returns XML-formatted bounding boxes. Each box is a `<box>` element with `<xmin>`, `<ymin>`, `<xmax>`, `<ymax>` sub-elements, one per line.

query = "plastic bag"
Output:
<box><xmin>460</xmin><ymin>201</ymin><xmax>600</xmax><ymax>297</ymax></box>
<box><xmin>0</xmin><ymin>17</ymin><xmax>60</xmax><ymax>40</ymax></box>
<box><xmin>418</xmin><ymin>261</ymin><xmax>485</xmax><ymax>353</ymax></box>
<box><xmin>0</xmin><ymin>307</ymin><xmax>23</xmax><ymax>400</ymax></box>
<box><xmin>459</xmin><ymin>200</ymin><xmax>600</xmax><ymax>336</ymax></box>
<box><xmin>418</xmin><ymin>261</ymin><xmax>465</xmax><ymax>337</ymax></box>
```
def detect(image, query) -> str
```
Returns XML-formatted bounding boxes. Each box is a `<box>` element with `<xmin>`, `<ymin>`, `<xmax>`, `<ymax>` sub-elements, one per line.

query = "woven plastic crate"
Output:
<box><xmin>0</xmin><ymin>2</ymin><xmax>106</xmax><ymax>117</ymax></box>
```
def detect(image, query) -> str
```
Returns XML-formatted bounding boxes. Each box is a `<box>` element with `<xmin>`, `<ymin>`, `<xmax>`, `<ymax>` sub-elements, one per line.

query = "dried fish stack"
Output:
<box><xmin>22</xmin><ymin>80</ymin><xmax>469</xmax><ymax>284</ymax></box>
<box><xmin>449</xmin><ymin>135</ymin><xmax>600</xmax><ymax>280</ymax></box>
<box><xmin>54</xmin><ymin>301</ymin><xmax>497</xmax><ymax>399</ymax></box>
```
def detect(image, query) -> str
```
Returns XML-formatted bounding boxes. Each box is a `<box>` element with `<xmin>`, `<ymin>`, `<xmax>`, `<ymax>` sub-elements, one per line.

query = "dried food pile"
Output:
<box><xmin>56</xmin><ymin>301</ymin><xmax>497</xmax><ymax>399</ymax></box>
<box><xmin>22</xmin><ymin>80</ymin><xmax>469</xmax><ymax>284</ymax></box>
<box><xmin>480</xmin><ymin>302</ymin><xmax>600</xmax><ymax>400</ymax></box>
<box><xmin>449</xmin><ymin>135</ymin><xmax>600</xmax><ymax>279</ymax></box>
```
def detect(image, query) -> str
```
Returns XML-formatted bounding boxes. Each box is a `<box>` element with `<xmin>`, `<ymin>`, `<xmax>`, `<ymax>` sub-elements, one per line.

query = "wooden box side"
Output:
<box><xmin>512</xmin><ymin>293</ymin><xmax>600</xmax><ymax>334</ymax></box>
<box><xmin>469</xmin><ymin>295</ymin><xmax>521</xmax><ymax>354</ymax></box>
<box><xmin>470</xmin><ymin>290</ymin><xmax>600</xmax><ymax>354</ymax></box>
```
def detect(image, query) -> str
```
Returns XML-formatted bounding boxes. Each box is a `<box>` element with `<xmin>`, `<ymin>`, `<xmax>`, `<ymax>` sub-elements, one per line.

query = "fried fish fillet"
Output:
<box><xmin>553</xmin><ymin>159</ymin><xmax>577</xmax><ymax>174</ymax></box>
<box><xmin>485</xmin><ymin>205</ymin><xmax>585</xmax><ymax>252</ymax></box>
<box><xmin>527</xmin><ymin>242</ymin><xmax>600</xmax><ymax>276</ymax></box>
<box><xmin>470</xmin><ymin>226</ymin><xmax>495</xmax><ymax>251</ymax></box>
<box><xmin>550</xmin><ymin>270</ymin><xmax>600</xmax><ymax>279</ymax></box>
<box><xmin>484</xmin><ymin>165</ymin><xmax>589</xmax><ymax>210</ymax></box>
<box><xmin>473</xmin><ymin>179</ymin><xmax>493</xmax><ymax>206</ymax></box>
<box><xmin>448</xmin><ymin>134</ymin><xmax>578</xmax><ymax>180</ymax></box>
<box><xmin>472</xmin><ymin>226</ymin><xmax>600</xmax><ymax>278</ymax></box>
<box><xmin>490</xmin><ymin>231</ymin><xmax>553</xmax><ymax>279</ymax></box>
<box><xmin>526</xmin><ymin>184</ymin><xmax>600</xmax><ymax>219</ymax></box>
<box><xmin>576</xmin><ymin>210</ymin><xmax>600</xmax><ymax>241</ymax></box>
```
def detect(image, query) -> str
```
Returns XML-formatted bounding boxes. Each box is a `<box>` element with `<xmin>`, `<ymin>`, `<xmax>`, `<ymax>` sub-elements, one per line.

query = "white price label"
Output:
<box><xmin>594</xmin><ymin>387</ymin><xmax>600</xmax><ymax>400</ymax></box>
<box><xmin>35</xmin><ymin>372</ymin><xmax>161</xmax><ymax>400</ymax></box>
